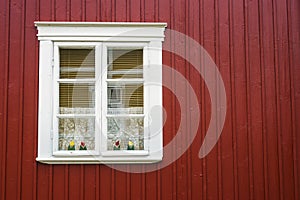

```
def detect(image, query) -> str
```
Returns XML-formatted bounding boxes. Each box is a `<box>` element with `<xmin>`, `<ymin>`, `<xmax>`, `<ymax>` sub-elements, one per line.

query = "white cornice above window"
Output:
<box><xmin>35</xmin><ymin>22</ymin><xmax>167</xmax><ymax>41</ymax></box>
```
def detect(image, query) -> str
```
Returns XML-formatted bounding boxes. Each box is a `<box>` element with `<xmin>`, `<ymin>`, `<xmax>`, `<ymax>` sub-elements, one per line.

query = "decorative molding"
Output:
<box><xmin>35</xmin><ymin>21</ymin><xmax>167</xmax><ymax>41</ymax></box>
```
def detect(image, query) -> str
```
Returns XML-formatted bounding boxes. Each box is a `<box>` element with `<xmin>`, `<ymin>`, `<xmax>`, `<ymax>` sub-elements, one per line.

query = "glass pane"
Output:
<box><xmin>60</xmin><ymin>49</ymin><xmax>95</xmax><ymax>79</ymax></box>
<box><xmin>107</xmin><ymin>49</ymin><xmax>143</xmax><ymax>79</ymax></box>
<box><xmin>107</xmin><ymin>117</ymin><xmax>144</xmax><ymax>150</ymax></box>
<box><xmin>107</xmin><ymin>83</ymin><xmax>143</xmax><ymax>113</ymax></box>
<box><xmin>58</xmin><ymin>117</ymin><xmax>95</xmax><ymax>150</ymax></box>
<box><xmin>59</xmin><ymin>83</ymin><xmax>95</xmax><ymax>114</ymax></box>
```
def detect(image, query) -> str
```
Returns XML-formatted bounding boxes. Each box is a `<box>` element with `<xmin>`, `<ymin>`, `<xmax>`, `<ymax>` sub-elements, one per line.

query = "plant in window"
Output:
<box><xmin>68</xmin><ymin>140</ymin><xmax>75</xmax><ymax>150</ymax></box>
<box><xmin>113</xmin><ymin>140</ymin><xmax>121</xmax><ymax>150</ymax></box>
<box><xmin>127</xmin><ymin>140</ymin><xmax>134</xmax><ymax>150</ymax></box>
<box><xmin>79</xmin><ymin>141</ymin><xmax>87</xmax><ymax>150</ymax></box>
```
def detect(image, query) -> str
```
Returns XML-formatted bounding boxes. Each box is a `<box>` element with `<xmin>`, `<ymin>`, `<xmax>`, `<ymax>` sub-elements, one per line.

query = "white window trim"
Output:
<box><xmin>35</xmin><ymin>22</ymin><xmax>166</xmax><ymax>164</ymax></box>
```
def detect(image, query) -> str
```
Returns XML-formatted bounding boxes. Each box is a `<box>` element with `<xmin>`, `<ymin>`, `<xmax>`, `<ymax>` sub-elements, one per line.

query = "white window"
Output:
<box><xmin>35</xmin><ymin>22</ymin><xmax>166</xmax><ymax>164</ymax></box>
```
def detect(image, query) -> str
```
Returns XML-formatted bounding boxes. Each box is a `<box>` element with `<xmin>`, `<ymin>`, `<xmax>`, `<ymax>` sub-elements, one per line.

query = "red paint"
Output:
<box><xmin>0</xmin><ymin>0</ymin><xmax>299</xmax><ymax>199</ymax></box>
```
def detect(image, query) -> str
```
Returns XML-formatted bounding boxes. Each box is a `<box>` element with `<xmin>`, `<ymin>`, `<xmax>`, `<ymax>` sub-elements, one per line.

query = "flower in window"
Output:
<box><xmin>127</xmin><ymin>140</ymin><xmax>134</xmax><ymax>150</ymax></box>
<box><xmin>68</xmin><ymin>140</ymin><xmax>75</xmax><ymax>150</ymax></box>
<box><xmin>79</xmin><ymin>141</ymin><xmax>87</xmax><ymax>150</ymax></box>
<box><xmin>113</xmin><ymin>140</ymin><xmax>121</xmax><ymax>150</ymax></box>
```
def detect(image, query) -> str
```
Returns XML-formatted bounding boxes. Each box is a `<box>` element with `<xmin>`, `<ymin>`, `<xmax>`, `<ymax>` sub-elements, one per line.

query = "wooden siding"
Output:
<box><xmin>0</xmin><ymin>0</ymin><xmax>299</xmax><ymax>199</ymax></box>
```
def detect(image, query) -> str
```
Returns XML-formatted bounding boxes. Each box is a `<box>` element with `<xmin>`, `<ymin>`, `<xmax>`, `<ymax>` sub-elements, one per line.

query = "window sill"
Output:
<box><xmin>101</xmin><ymin>150</ymin><xmax>149</xmax><ymax>157</ymax></box>
<box><xmin>36</xmin><ymin>155</ymin><xmax>162</xmax><ymax>164</ymax></box>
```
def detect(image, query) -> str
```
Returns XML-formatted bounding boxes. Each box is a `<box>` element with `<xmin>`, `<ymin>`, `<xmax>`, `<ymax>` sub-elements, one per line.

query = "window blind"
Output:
<box><xmin>59</xmin><ymin>83</ymin><xmax>95</xmax><ymax>109</ymax></box>
<box><xmin>107</xmin><ymin>49</ymin><xmax>143</xmax><ymax>79</ymax></box>
<box><xmin>59</xmin><ymin>49</ymin><xmax>96</xmax><ymax>112</ymax></box>
<box><xmin>107</xmin><ymin>49</ymin><xmax>143</xmax><ymax>111</ymax></box>
<box><xmin>60</xmin><ymin>49</ymin><xmax>95</xmax><ymax>79</ymax></box>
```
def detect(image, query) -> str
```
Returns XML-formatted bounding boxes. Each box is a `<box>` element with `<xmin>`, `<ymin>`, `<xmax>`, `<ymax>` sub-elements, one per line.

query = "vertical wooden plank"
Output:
<box><xmin>37</xmin><ymin>164</ymin><xmax>50</xmax><ymax>200</ymax></box>
<box><xmin>130</xmin><ymin>173</ymin><xmax>142</xmax><ymax>199</ymax></box>
<box><xmin>272</xmin><ymin>1</ymin><xmax>285</xmax><ymax>199</ymax></box>
<box><xmin>260</xmin><ymin>0</ymin><xmax>281</xmax><ymax>199</ymax></box>
<box><xmin>162</xmin><ymin>1</ymin><xmax>175</xmax><ymax>200</ymax></box>
<box><xmin>126</xmin><ymin>168</ymin><xmax>130</xmax><ymax>200</ymax></box>
<box><xmin>199</xmin><ymin>0</ymin><xmax>208</xmax><ymax>199</ymax></box>
<box><xmin>84</xmin><ymin>166</ymin><xmax>96</xmax><ymax>200</ymax></box>
<box><xmin>144</xmin><ymin>0</ymin><xmax>154</xmax><ymax>22</ymax></box>
<box><xmin>80</xmin><ymin>166</ymin><xmax>84</xmax><ymax>200</ymax></box>
<box><xmin>115</xmin><ymin>0</ymin><xmax>127</xmax><ymax>21</ymax></box>
<box><xmin>289</xmin><ymin>0</ymin><xmax>300</xmax><ymax>199</ymax></box>
<box><xmin>173</xmin><ymin>0</ymin><xmax>191</xmax><ymax>199</ymax></box>
<box><xmin>202</xmin><ymin>0</ymin><xmax>219</xmax><ymax>200</ymax></box>
<box><xmin>228</xmin><ymin>1</ymin><xmax>240</xmax><ymax>199</ymax></box>
<box><xmin>217</xmin><ymin>0</ymin><xmax>235</xmax><ymax>199</ymax></box>
<box><xmin>187</xmin><ymin>0</ymin><xmax>204</xmax><ymax>199</ymax></box>
<box><xmin>130</xmin><ymin>0</ymin><xmax>141</xmax><ymax>21</ymax></box>
<box><xmin>100</xmin><ymin>0</ymin><xmax>112</xmax><ymax>22</ymax></box>
<box><xmin>170</xmin><ymin>0</ymin><xmax>178</xmax><ymax>199</ymax></box>
<box><xmin>55</xmin><ymin>0</ymin><xmax>68</xmax><ymax>21</ymax></box>
<box><xmin>245</xmin><ymin>0</ymin><xmax>265</xmax><ymax>199</ymax></box>
<box><xmin>140</xmin><ymin>0</ymin><xmax>144</xmax><ymax>21</ymax></box>
<box><xmin>173</xmin><ymin>0</ymin><xmax>188</xmax><ymax>199</ymax></box>
<box><xmin>85</xmin><ymin>0</ymin><xmax>97</xmax><ymax>21</ymax></box>
<box><xmin>0</xmin><ymin>0</ymin><xmax>9</xmax><ymax>198</ymax></box>
<box><xmin>185</xmin><ymin>0</ymin><xmax>193</xmax><ymax>199</ymax></box>
<box><xmin>114</xmin><ymin>169</ymin><xmax>128</xmax><ymax>200</ymax></box>
<box><xmin>52</xmin><ymin>166</ymin><xmax>66</xmax><ymax>200</ymax></box>
<box><xmin>70</xmin><ymin>0</ymin><xmax>82</xmax><ymax>21</ymax></box>
<box><xmin>64</xmin><ymin>166</ymin><xmax>69</xmax><ymax>200</ymax></box>
<box><xmin>39</xmin><ymin>0</ymin><xmax>52</xmax><ymax>20</ymax></box>
<box><xmin>214</xmin><ymin>0</ymin><xmax>223</xmax><ymax>199</ymax></box>
<box><xmin>95</xmin><ymin>165</ymin><xmax>100</xmax><ymax>200</ymax></box>
<box><xmin>159</xmin><ymin>0</ymin><xmax>174</xmax><ymax>198</ymax></box>
<box><xmin>244</xmin><ymin>0</ymin><xmax>254</xmax><ymax>199</ymax></box>
<box><xmin>161</xmin><ymin>165</ymin><xmax>175</xmax><ymax>199</ymax></box>
<box><xmin>231</xmin><ymin>0</ymin><xmax>250</xmax><ymax>199</ymax></box>
<box><xmin>68</xmin><ymin>165</ymin><xmax>81</xmax><ymax>200</ymax></box>
<box><xmin>274</xmin><ymin>0</ymin><xmax>295</xmax><ymax>199</ymax></box>
<box><xmin>99</xmin><ymin>165</ymin><xmax>112</xmax><ymax>199</ymax></box>
<box><xmin>21</xmin><ymin>0</ymin><xmax>38</xmax><ymax>199</ymax></box>
<box><xmin>200</xmin><ymin>3</ymin><xmax>210</xmax><ymax>199</ymax></box>
<box><xmin>258</xmin><ymin>1</ymin><xmax>269</xmax><ymax>200</ymax></box>
<box><xmin>145</xmin><ymin>171</ymin><xmax>157</xmax><ymax>200</ymax></box>
<box><xmin>287</xmin><ymin>0</ymin><xmax>299</xmax><ymax>199</ymax></box>
<box><xmin>5</xmin><ymin>0</ymin><xmax>25</xmax><ymax>198</ymax></box>
<box><xmin>262</xmin><ymin>1</ymin><xmax>280</xmax><ymax>199</ymax></box>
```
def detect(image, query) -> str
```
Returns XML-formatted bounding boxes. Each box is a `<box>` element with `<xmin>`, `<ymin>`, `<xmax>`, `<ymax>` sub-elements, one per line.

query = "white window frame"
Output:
<box><xmin>35</xmin><ymin>22</ymin><xmax>166</xmax><ymax>164</ymax></box>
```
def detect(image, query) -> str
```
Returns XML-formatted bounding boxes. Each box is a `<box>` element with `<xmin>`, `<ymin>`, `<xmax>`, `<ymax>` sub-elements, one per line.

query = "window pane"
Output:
<box><xmin>107</xmin><ymin>117</ymin><xmax>144</xmax><ymax>150</ymax></box>
<box><xmin>60</xmin><ymin>49</ymin><xmax>95</xmax><ymax>79</ymax></box>
<box><xmin>58</xmin><ymin>117</ymin><xmax>95</xmax><ymax>150</ymax></box>
<box><xmin>107</xmin><ymin>83</ymin><xmax>143</xmax><ymax>113</ymax></box>
<box><xmin>107</xmin><ymin>49</ymin><xmax>143</xmax><ymax>79</ymax></box>
<box><xmin>59</xmin><ymin>83</ymin><xmax>95</xmax><ymax>114</ymax></box>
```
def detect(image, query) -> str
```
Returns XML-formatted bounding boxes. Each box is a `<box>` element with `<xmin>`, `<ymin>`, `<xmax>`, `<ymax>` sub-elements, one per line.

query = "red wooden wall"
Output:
<box><xmin>0</xmin><ymin>0</ymin><xmax>299</xmax><ymax>199</ymax></box>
